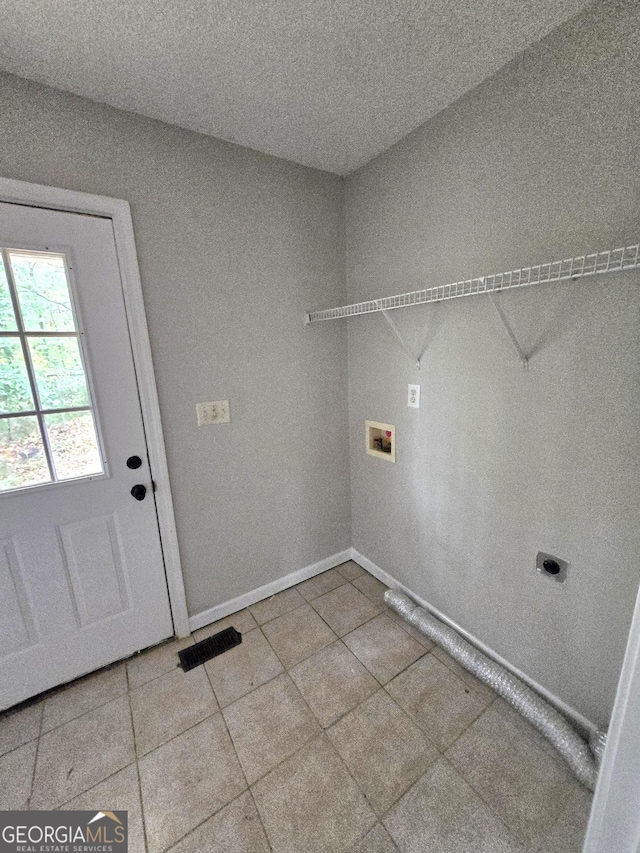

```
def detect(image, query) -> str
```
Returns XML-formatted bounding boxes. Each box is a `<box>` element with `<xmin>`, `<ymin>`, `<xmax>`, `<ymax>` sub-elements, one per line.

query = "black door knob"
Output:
<box><xmin>127</xmin><ymin>455</ymin><xmax>143</xmax><ymax>469</ymax></box>
<box><xmin>131</xmin><ymin>484</ymin><xmax>147</xmax><ymax>501</ymax></box>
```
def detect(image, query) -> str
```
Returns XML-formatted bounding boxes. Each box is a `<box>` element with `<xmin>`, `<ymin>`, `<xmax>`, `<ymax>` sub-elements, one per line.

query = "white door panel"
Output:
<box><xmin>0</xmin><ymin>202</ymin><xmax>173</xmax><ymax>710</ymax></box>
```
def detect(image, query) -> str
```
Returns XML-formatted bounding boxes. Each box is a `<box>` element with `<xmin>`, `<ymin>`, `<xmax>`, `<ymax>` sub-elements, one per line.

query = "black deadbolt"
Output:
<box><xmin>543</xmin><ymin>559</ymin><xmax>561</xmax><ymax>575</ymax></box>
<box><xmin>131</xmin><ymin>484</ymin><xmax>147</xmax><ymax>501</ymax></box>
<box><xmin>127</xmin><ymin>455</ymin><xmax>143</xmax><ymax>469</ymax></box>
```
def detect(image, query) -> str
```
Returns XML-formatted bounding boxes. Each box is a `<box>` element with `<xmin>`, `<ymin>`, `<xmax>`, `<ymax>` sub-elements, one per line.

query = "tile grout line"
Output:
<box><xmin>126</xmin><ymin>638</ymin><xmax>195</xmax><ymax>693</ymax></box>
<box><xmin>313</xmin><ymin>725</ymin><xmax>380</xmax><ymax>838</ymax></box>
<box><xmin>323</xmin><ymin>684</ymin><xmax>445</xmax><ymax>825</ymax></box>
<box><xmin>373</xmin><ymin>682</ymin><xmax>444</xmax><ymax>758</ymax></box>
<box><xmin>285</xmin><ymin>669</ymin><xmax>328</xmax><ymax>738</ymax></box>
<box><xmin>374</xmin><ymin>754</ymin><xmax>525</xmax><ymax>851</ymax></box>
<box><xmin>54</xmin><ymin>760</ymin><xmax>137</xmax><ymax>811</ymax></box>
<box><xmin>382</xmin><ymin>661</ymin><xmax>496</xmax><ymax>756</ymax></box>
<box><xmin>254</xmin><ymin>575</ymin><xmax>375</xmax><ymax>633</ymax></box>
<box><xmin>131</xmin><ymin>670</ymin><xmax>220</xmax><ymax>760</ymax></box>
<box><xmin>307</xmin><ymin>580</ymin><xmax>386</xmax><ymax>635</ymax></box>
<box><xmin>528</xmin><ymin>786</ymin><xmax>583</xmax><ymax>853</ymax></box>
<box><xmin>303</xmin><ymin>591</ymin><xmax>385</xmax><ymax>643</ymax></box>
<box><xmin>440</xmin><ymin>753</ymin><xmax>531</xmax><ymax>849</ymax></box>
<box><xmin>36</xmin><ymin>684</ymin><xmax>131</xmax><ymax>741</ymax></box>
<box><xmin>201</xmin><ymin>663</ymin><xmax>276</xmax><ymax>852</ymax></box>
<box><xmin>364</xmin><ymin>646</ymin><xmax>429</xmax><ymax>690</ymax></box>
<box><xmin>18</xmin><ymin>571</ymin><xmax>410</xmax><ymax>812</ymax></box>
<box><xmin>87</xmin><ymin>631</ymin><xmax>289</xmax><ymax>778</ymax></box>
<box><xmin>382</xmin><ymin>644</ymin><xmax>498</xmax><ymax>715</ymax></box>
<box><xmin>457</xmin><ymin>753</ymin><xmax>582</xmax><ymax>850</ymax></box>
<box><xmin>444</xmin><ymin>693</ymin><xmax>498</xmax><ymax>746</ymax></box>
<box><xmin>347</xmin><ymin>822</ymin><xmax>394</xmax><ymax>853</ymax></box>
<box><xmin>242</xmin><ymin>725</ymin><xmax>326</xmax><ymax>791</ymax></box>
<box><xmin>296</xmin><ymin>569</ymin><xmax>352</xmax><ymax>604</ymax></box>
<box><xmin>257</xmin><ymin>605</ymin><xmax>338</xmax><ymax>671</ymax></box>
<box><xmin>303</xmin><ymin>632</ymin><xmax>505</xmax><ymax>822</ymax></box>
<box><xmin>132</xmin><ymin>702</ymin><xmax>220</xmax><ymax>763</ymax></box>
<box><xmin>287</xmin><ymin>638</ymin><xmax>379</xmax><ymax>731</ymax></box>
<box><xmin>50</xmin><ymin>702</ymin><xmax>220</xmax><ymax>814</ymax></box>
<box><xmin>244</xmin><ymin>578</ymin><xmax>432</xmax><ymax>729</ymax></box>
<box><xmin>127</xmin><ymin>686</ymin><xmax>151</xmax><ymax>853</ymax></box>
<box><xmin>445</xmin><ymin>703</ymin><xmax>580</xmax><ymax>843</ymax></box>
<box><xmin>138</xmin><ymin>664</ymin><xmax>247</xmax><ymax>853</ymax></box>
<box><xmin>152</xmin><ymin>788</ymin><xmax>274</xmax><ymax>853</ymax></box>
<box><xmin>243</xmin><ymin>729</ymin><xmax>364</xmax><ymax>838</ymax></box>
<box><xmin>0</xmin><ymin>727</ymin><xmax>42</xmax><ymax>762</ymax></box>
<box><xmin>213</xmin><ymin>665</ymin><xmax>284</xmax><ymax>713</ymax></box>
<box><xmin>43</xmin><ymin>699</ymin><xmax>138</xmax><ymax>816</ymax></box>
<box><xmin>124</xmin><ymin>645</ymin><xmax>152</xmax><ymax>852</ymax></box>
<box><xmin>39</xmin><ymin>685</ymin><xmax>131</xmax><ymax>738</ymax></box>
<box><xmin>247</xmin><ymin>787</ymin><xmax>275</xmax><ymax>853</ymax></box>
<box><xmin>198</xmin><ymin>578</ymin><xmax>355</xmax><ymax>679</ymax></box>
<box><xmin>249</xmin><ymin>589</ymin><xmax>313</xmax><ymax>628</ymax></box>
<box><xmin>203</xmin><ymin>661</ymin><xmax>251</xmax><ymax>792</ymax></box>
<box><xmin>203</xmin><ymin>623</ymin><xmax>289</xmax><ymax>708</ymax></box>
<box><xmin>222</xmin><ymin>670</ymin><xmax>323</xmax><ymax>788</ymax></box>
<box><xmin>25</xmin><ymin>700</ymin><xmax>45</xmax><ymax>809</ymax></box>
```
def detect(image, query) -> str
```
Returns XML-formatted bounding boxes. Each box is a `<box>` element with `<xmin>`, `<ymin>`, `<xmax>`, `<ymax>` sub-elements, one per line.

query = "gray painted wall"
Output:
<box><xmin>345</xmin><ymin>0</ymin><xmax>640</xmax><ymax>725</ymax></box>
<box><xmin>0</xmin><ymin>72</ymin><xmax>351</xmax><ymax>617</ymax></box>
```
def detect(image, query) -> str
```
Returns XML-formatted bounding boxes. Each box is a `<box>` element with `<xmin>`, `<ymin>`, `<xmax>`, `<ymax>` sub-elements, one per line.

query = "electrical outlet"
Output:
<box><xmin>408</xmin><ymin>384</ymin><xmax>420</xmax><ymax>408</ymax></box>
<box><xmin>196</xmin><ymin>400</ymin><xmax>230</xmax><ymax>426</ymax></box>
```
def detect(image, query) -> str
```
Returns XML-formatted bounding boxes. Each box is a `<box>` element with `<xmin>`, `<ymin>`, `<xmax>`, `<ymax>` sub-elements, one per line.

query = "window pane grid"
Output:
<box><xmin>0</xmin><ymin>247</ymin><xmax>103</xmax><ymax>492</ymax></box>
<box><xmin>1</xmin><ymin>247</ymin><xmax>55</xmax><ymax>483</ymax></box>
<box><xmin>0</xmin><ymin>405</ymin><xmax>93</xmax><ymax>420</ymax></box>
<box><xmin>0</xmin><ymin>330</ymin><xmax>87</xmax><ymax>337</ymax></box>
<box><xmin>9</xmin><ymin>250</ymin><xmax>78</xmax><ymax>333</ymax></box>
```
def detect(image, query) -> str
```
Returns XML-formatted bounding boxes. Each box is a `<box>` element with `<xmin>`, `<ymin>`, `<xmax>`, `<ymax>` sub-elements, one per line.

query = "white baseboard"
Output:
<box><xmin>188</xmin><ymin>550</ymin><xmax>352</xmax><ymax>633</ymax></box>
<box><xmin>349</xmin><ymin>548</ymin><xmax>598</xmax><ymax>735</ymax></box>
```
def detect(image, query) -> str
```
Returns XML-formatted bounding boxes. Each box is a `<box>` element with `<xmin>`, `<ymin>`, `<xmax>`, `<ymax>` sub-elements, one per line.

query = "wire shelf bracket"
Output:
<box><xmin>305</xmin><ymin>244</ymin><xmax>640</xmax><ymax>327</ymax></box>
<box><xmin>488</xmin><ymin>292</ymin><xmax>529</xmax><ymax>370</ymax></box>
<box><xmin>379</xmin><ymin>307</ymin><xmax>418</xmax><ymax>370</ymax></box>
<box><xmin>377</xmin><ymin>304</ymin><xmax>439</xmax><ymax>370</ymax></box>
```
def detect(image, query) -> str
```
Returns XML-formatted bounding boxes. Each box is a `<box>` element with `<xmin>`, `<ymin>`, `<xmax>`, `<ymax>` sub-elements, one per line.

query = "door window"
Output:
<box><xmin>0</xmin><ymin>249</ymin><xmax>103</xmax><ymax>491</ymax></box>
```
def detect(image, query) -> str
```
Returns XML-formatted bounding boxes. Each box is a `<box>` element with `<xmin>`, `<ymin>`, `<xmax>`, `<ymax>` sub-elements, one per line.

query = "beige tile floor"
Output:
<box><xmin>0</xmin><ymin>560</ymin><xmax>593</xmax><ymax>852</ymax></box>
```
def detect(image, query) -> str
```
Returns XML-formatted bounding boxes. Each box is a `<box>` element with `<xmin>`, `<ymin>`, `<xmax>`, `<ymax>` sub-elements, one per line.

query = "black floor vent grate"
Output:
<box><xmin>178</xmin><ymin>627</ymin><xmax>242</xmax><ymax>672</ymax></box>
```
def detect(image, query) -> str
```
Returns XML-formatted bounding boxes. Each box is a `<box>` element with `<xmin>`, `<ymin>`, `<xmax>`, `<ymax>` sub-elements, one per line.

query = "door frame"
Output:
<box><xmin>583</xmin><ymin>576</ymin><xmax>640</xmax><ymax>852</ymax></box>
<box><xmin>0</xmin><ymin>176</ymin><xmax>190</xmax><ymax>637</ymax></box>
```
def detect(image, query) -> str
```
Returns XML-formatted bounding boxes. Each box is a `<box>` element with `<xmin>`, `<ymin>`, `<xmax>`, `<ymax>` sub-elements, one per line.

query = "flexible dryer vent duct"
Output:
<box><xmin>385</xmin><ymin>589</ymin><xmax>600</xmax><ymax>791</ymax></box>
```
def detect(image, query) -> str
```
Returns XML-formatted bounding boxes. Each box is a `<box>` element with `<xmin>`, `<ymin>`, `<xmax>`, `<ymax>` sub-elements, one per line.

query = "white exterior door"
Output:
<box><xmin>0</xmin><ymin>201</ymin><xmax>174</xmax><ymax>710</ymax></box>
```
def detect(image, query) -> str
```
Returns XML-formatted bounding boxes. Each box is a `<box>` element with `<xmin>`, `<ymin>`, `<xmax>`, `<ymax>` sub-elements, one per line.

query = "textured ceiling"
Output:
<box><xmin>0</xmin><ymin>0</ymin><xmax>592</xmax><ymax>174</ymax></box>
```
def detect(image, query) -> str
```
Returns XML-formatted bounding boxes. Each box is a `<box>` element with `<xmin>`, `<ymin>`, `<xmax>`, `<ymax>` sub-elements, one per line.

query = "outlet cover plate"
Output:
<box><xmin>408</xmin><ymin>384</ymin><xmax>420</xmax><ymax>408</ymax></box>
<box><xmin>197</xmin><ymin>400</ymin><xmax>230</xmax><ymax>426</ymax></box>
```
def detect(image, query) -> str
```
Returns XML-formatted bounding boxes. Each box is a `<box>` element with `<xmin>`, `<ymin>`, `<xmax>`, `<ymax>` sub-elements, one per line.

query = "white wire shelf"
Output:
<box><xmin>305</xmin><ymin>244</ymin><xmax>640</xmax><ymax>324</ymax></box>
